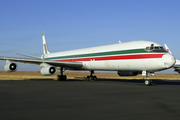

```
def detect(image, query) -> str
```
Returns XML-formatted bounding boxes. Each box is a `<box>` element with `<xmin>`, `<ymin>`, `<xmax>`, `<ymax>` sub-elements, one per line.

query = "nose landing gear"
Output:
<box><xmin>144</xmin><ymin>72</ymin><xmax>154</xmax><ymax>86</ymax></box>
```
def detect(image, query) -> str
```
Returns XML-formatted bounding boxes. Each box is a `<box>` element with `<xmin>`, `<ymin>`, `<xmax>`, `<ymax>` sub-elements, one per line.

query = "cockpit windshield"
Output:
<box><xmin>145</xmin><ymin>45</ymin><xmax>167</xmax><ymax>52</ymax></box>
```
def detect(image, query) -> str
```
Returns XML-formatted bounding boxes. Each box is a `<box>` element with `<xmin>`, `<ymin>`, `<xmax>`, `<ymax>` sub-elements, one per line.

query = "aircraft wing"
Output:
<box><xmin>0</xmin><ymin>57</ymin><xmax>83</xmax><ymax>69</ymax></box>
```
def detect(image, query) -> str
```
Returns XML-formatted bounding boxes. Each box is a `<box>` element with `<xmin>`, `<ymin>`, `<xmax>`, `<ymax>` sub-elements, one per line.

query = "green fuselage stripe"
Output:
<box><xmin>44</xmin><ymin>48</ymin><xmax>155</xmax><ymax>60</ymax></box>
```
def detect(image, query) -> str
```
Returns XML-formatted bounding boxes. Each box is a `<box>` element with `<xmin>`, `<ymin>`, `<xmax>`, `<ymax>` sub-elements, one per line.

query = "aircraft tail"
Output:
<box><xmin>42</xmin><ymin>31</ymin><xmax>50</xmax><ymax>54</ymax></box>
<box><xmin>164</xmin><ymin>44</ymin><xmax>172</xmax><ymax>54</ymax></box>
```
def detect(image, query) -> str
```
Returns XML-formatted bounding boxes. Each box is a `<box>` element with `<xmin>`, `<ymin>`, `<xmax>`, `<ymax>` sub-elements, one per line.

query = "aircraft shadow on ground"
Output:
<box><xmin>28</xmin><ymin>78</ymin><xmax>84</xmax><ymax>82</ymax></box>
<box><xmin>28</xmin><ymin>79</ymin><xmax>56</xmax><ymax>81</ymax></box>
<box><xmin>96</xmin><ymin>78</ymin><xmax>180</xmax><ymax>86</ymax></box>
<box><xmin>4</xmin><ymin>78</ymin><xmax>180</xmax><ymax>86</ymax></box>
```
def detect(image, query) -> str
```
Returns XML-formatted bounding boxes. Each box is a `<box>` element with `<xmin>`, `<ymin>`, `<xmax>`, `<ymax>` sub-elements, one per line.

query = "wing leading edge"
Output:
<box><xmin>0</xmin><ymin>57</ymin><xmax>83</xmax><ymax>69</ymax></box>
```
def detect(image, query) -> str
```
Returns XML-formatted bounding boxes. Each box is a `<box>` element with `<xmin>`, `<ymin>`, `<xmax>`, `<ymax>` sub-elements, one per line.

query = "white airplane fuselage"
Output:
<box><xmin>0</xmin><ymin>32</ymin><xmax>176</xmax><ymax>85</ymax></box>
<box><xmin>43</xmin><ymin>40</ymin><xmax>175</xmax><ymax>72</ymax></box>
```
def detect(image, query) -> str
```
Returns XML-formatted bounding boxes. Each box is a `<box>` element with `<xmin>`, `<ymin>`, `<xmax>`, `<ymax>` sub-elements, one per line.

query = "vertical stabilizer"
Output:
<box><xmin>42</xmin><ymin>31</ymin><xmax>50</xmax><ymax>54</ymax></box>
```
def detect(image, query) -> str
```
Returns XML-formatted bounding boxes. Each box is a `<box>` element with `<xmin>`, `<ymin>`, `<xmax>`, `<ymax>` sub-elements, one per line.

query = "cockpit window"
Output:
<box><xmin>155</xmin><ymin>47</ymin><xmax>160</xmax><ymax>50</ymax></box>
<box><xmin>145</xmin><ymin>46</ymin><xmax>167</xmax><ymax>52</ymax></box>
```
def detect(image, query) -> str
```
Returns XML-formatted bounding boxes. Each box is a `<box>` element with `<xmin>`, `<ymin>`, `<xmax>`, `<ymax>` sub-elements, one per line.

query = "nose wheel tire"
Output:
<box><xmin>145</xmin><ymin>80</ymin><xmax>152</xmax><ymax>86</ymax></box>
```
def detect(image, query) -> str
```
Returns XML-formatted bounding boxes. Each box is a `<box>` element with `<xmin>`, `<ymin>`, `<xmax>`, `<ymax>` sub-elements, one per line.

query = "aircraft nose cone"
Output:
<box><xmin>162</xmin><ymin>53</ymin><xmax>176</xmax><ymax>68</ymax></box>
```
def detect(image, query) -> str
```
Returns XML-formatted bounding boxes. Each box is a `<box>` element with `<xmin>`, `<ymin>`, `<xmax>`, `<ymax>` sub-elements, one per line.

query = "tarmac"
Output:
<box><xmin>1</xmin><ymin>79</ymin><xmax>180</xmax><ymax>120</ymax></box>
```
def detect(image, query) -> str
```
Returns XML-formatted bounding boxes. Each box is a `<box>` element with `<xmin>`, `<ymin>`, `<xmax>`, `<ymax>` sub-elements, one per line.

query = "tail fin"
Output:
<box><xmin>42</xmin><ymin>31</ymin><xmax>50</xmax><ymax>54</ymax></box>
<box><xmin>164</xmin><ymin>44</ymin><xmax>172</xmax><ymax>54</ymax></box>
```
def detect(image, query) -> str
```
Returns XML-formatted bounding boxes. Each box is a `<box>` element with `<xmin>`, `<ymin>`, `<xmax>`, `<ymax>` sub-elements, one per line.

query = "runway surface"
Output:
<box><xmin>1</xmin><ymin>79</ymin><xmax>180</xmax><ymax>120</ymax></box>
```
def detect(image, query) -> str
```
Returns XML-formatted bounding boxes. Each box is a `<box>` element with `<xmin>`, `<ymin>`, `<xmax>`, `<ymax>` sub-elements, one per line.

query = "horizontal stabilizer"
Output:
<box><xmin>16</xmin><ymin>53</ymin><xmax>41</xmax><ymax>59</ymax></box>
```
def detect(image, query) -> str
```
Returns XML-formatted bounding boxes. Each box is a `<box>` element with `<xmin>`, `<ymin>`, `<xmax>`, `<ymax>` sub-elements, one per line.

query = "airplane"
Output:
<box><xmin>0</xmin><ymin>32</ymin><xmax>176</xmax><ymax>86</ymax></box>
<box><xmin>164</xmin><ymin>44</ymin><xmax>180</xmax><ymax>74</ymax></box>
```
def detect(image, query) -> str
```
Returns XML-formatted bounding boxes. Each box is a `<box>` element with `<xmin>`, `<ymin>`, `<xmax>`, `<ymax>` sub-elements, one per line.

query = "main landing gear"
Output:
<box><xmin>57</xmin><ymin>67</ymin><xmax>67</xmax><ymax>81</ymax></box>
<box><xmin>144</xmin><ymin>72</ymin><xmax>154</xmax><ymax>86</ymax></box>
<box><xmin>86</xmin><ymin>70</ymin><xmax>97</xmax><ymax>81</ymax></box>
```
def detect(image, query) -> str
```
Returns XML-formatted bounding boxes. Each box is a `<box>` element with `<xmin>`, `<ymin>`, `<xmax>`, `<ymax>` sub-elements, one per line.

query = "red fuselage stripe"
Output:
<box><xmin>55</xmin><ymin>54</ymin><xmax>164</xmax><ymax>62</ymax></box>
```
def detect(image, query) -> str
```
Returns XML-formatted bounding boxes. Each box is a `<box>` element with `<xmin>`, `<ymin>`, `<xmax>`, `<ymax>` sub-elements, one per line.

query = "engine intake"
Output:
<box><xmin>4</xmin><ymin>61</ymin><xmax>17</xmax><ymax>72</ymax></box>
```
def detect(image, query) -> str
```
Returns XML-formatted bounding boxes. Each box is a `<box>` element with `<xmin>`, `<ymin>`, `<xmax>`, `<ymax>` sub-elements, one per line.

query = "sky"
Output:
<box><xmin>0</xmin><ymin>0</ymin><xmax>180</xmax><ymax>74</ymax></box>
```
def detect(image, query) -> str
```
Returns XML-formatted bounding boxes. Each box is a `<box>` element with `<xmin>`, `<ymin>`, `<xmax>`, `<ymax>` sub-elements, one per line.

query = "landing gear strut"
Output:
<box><xmin>57</xmin><ymin>67</ymin><xmax>67</xmax><ymax>81</ymax></box>
<box><xmin>86</xmin><ymin>70</ymin><xmax>97</xmax><ymax>81</ymax></box>
<box><xmin>144</xmin><ymin>72</ymin><xmax>153</xmax><ymax>86</ymax></box>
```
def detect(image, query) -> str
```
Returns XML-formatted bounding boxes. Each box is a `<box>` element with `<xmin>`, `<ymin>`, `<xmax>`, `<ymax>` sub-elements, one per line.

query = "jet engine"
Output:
<box><xmin>40</xmin><ymin>65</ymin><xmax>57</xmax><ymax>76</ymax></box>
<box><xmin>117</xmin><ymin>71</ymin><xmax>140</xmax><ymax>76</ymax></box>
<box><xmin>4</xmin><ymin>61</ymin><xmax>17</xmax><ymax>72</ymax></box>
